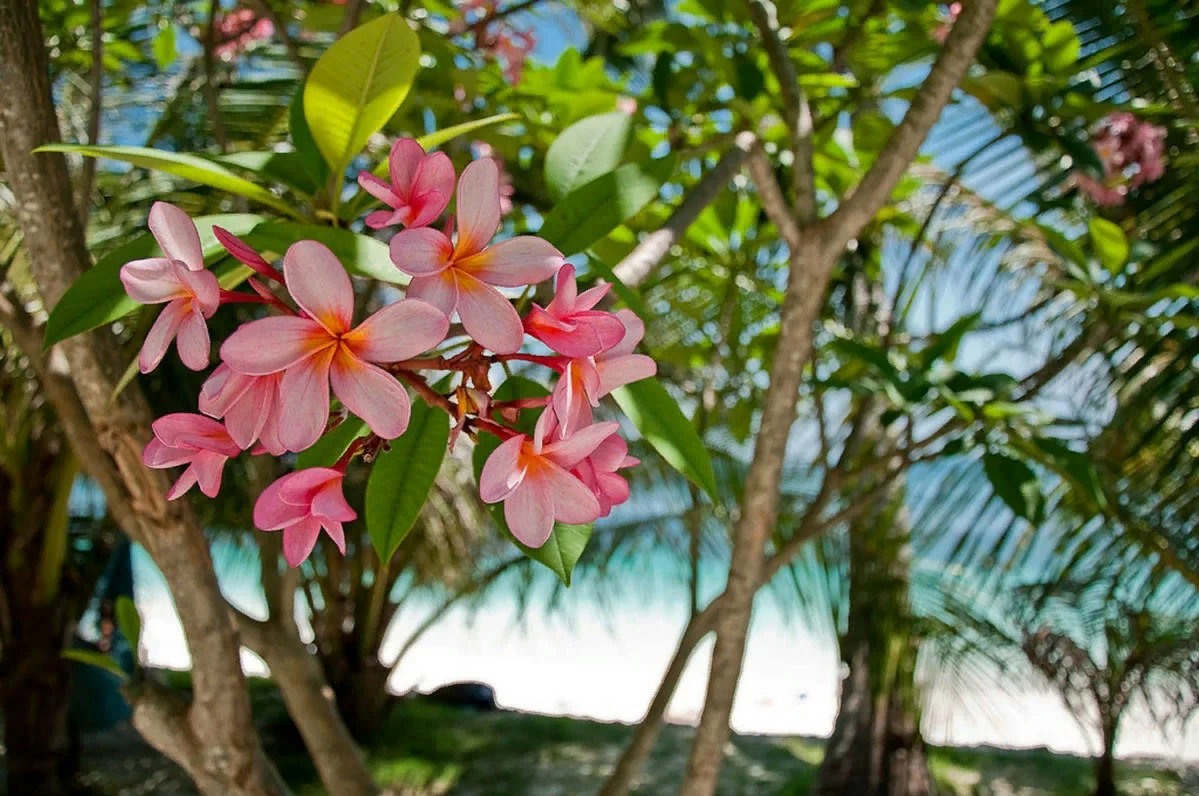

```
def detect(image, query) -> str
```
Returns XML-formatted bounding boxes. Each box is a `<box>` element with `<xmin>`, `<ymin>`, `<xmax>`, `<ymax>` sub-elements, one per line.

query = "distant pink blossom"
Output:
<box><xmin>143</xmin><ymin>413</ymin><xmax>242</xmax><ymax>500</ymax></box>
<box><xmin>479</xmin><ymin>411</ymin><xmax>616</xmax><ymax>546</ymax></box>
<box><xmin>356</xmin><ymin>139</ymin><xmax>454</xmax><ymax>230</ymax></box>
<box><xmin>523</xmin><ymin>265</ymin><xmax>626</xmax><ymax>358</ymax></box>
<box><xmin>550</xmin><ymin>309</ymin><xmax>657</xmax><ymax>435</ymax></box>
<box><xmin>573</xmin><ymin>432</ymin><xmax>639</xmax><ymax>517</ymax></box>
<box><xmin>389</xmin><ymin>158</ymin><xmax>564</xmax><ymax>353</ymax></box>
<box><xmin>221</xmin><ymin>240</ymin><xmax>449</xmax><ymax>452</ymax></box>
<box><xmin>616</xmin><ymin>97</ymin><xmax>638</xmax><ymax>115</ymax></box>
<box><xmin>932</xmin><ymin>2</ymin><xmax>961</xmax><ymax>44</ymax></box>
<box><xmin>120</xmin><ymin>202</ymin><xmax>220</xmax><ymax>373</ymax></box>
<box><xmin>1072</xmin><ymin>112</ymin><xmax>1168</xmax><ymax>206</ymax></box>
<box><xmin>254</xmin><ymin>468</ymin><xmax>355</xmax><ymax>567</ymax></box>
<box><xmin>214</xmin><ymin>8</ymin><xmax>274</xmax><ymax>60</ymax></box>
<box><xmin>199</xmin><ymin>364</ymin><xmax>287</xmax><ymax>455</ymax></box>
<box><xmin>493</xmin><ymin>29</ymin><xmax>536</xmax><ymax>84</ymax></box>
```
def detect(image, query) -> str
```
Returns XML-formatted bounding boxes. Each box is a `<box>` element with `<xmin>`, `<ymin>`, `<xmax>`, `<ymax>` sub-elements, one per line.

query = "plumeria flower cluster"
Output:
<box><xmin>1071</xmin><ymin>112</ymin><xmax>1168</xmax><ymax>207</ymax></box>
<box><xmin>452</xmin><ymin>0</ymin><xmax>537</xmax><ymax>84</ymax></box>
<box><xmin>122</xmin><ymin>139</ymin><xmax>656</xmax><ymax>567</ymax></box>
<box><xmin>207</xmin><ymin>6</ymin><xmax>275</xmax><ymax>60</ymax></box>
<box><xmin>932</xmin><ymin>2</ymin><xmax>961</xmax><ymax>44</ymax></box>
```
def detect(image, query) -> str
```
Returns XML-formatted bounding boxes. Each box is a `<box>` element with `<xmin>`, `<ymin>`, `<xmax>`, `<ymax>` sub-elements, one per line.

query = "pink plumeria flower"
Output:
<box><xmin>356</xmin><ymin>139</ymin><xmax>455</xmax><ymax>230</ymax></box>
<box><xmin>214</xmin><ymin>8</ymin><xmax>274</xmax><ymax>59</ymax></box>
<box><xmin>573</xmin><ymin>433</ymin><xmax>639</xmax><ymax>517</ymax></box>
<box><xmin>143</xmin><ymin>413</ymin><xmax>242</xmax><ymax>500</ymax></box>
<box><xmin>479</xmin><ymin>412</ymin><xmax>617</xmax><ymax>547</ymax></box>
<box><xmin>389</xmin><ymin>158</ymin><xmax>564</xmax><ymax>353</ymax></box>
<box><xmin>550</xmin><ymin>309</ymin><xmax>657</xmax><ymax>435</ymax></box>
<box><xmin>199</xmin><ymin>364</ymin><xmax>287</xmax><ymax>455</ymax></box>
<box><xmin>254</xmin><ymin>468</ymin><xmax>355</xmax><ymax>567</ymax></box>
<box><xmin>494</xmin><ymin>29</ymin><xmax>535</xmax><ymax>84</ymax></box>
<box><xmin>524</xmin><ymin>265</ymin><xmax>626</xmax><ymax>358</ymax></box>
<box><xmin>120</xmin><ymin>202</ymin><xmax>221</xmax><ymax>373</ymax></box>
<box><xmin>221</xmin><ymin>241</ymin><xmax>450</xmax><ymax>453</ymax></box>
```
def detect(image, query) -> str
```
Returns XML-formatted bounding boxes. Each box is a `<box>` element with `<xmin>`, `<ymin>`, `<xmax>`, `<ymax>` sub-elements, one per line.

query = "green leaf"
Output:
<box><xmin>62</xmin><ymin>649</ymin><xmax>129</xmax><ymax>681</ymax></box>
<box><xmin>43</xmin><ymin>214</ymin><xmax>264</xmax><ymax>348</ymax></box>
<box><xmin>289</xmin><ymin>89</ymin><xmax>331</xmax><ymax>189</ymax></box>
<box><xmin>33</xmin><ymin>145</ymin><xmax>301</xmax><ymax>218</ymax></box>
<box><xmin>296</xmin><ymin>417</ymin><xmax>369</xmax><ymax>470</ymax></box>
<box><xmin>304</xmin><ymin>13</ymin><xmax>421</xmax><ymax>181</ymax></box>
<box><xmin>538</xmin><ymin>157</ymin><xmax>674</xmax><ymax>257</ymax></box>
<box><xmin>471</xmin><ymin>432</ymin><xmax>593</xmax><ymax>586</ymax></box>
<box><xmin>413</xmin><ymin>114</ymin><xmax>520</xmax><ymax>159</ymax></box>
<box><xmin>115</xmin><ymin>596</ymin><xmax>141</xmax><ymax>651</ymax></box>
<box><xmin>982</xmin><ymin>451</ymin><xmax>1045</xmax><ymax>524</ymax></box>
<box><xmin>365</xmin><ymin>400</ymin><xmax>449</xmax><ymax>562</ymax></box>
<box><xmin>611</xmin><ymin>379</ymin><xmax>718</xmax><ymax>500</ymax></box>
<box><xmin>919</xmin><ymin>312</ymin><xmax>980</xmax><ymax>368</ymax></box>
<box><xmin>1030</xmin><ymin>436</ymin><xmax>1106</xmax><ymax>510</ymax></box>
<box><xmin>544</xmin><ymin>111</ymin><xmax>633</xmax><ymax>202</ymax></box>
<box><xmin>1088</xmin><ymin>218</ymin><xmax>1129</xmax><ymax>271</ymax></box>
<box><xmin>240</xmin><ymin>222</ymin><xmax>403</xmax><ymax>283</ymax></box>
<box><xmin>152</xmin><ymin>25</ymin><xmax>177</xmax><ymax>70</ymax></box>
<box><xmin>216</xmin><ymin>150</ymin><xmax>321</xmax><ymax>197</ymax></box>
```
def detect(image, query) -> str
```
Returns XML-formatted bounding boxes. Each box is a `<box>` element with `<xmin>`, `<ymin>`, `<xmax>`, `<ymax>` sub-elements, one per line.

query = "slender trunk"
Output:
<box><xmin>1093</xmin><ymin>722</ymin><xmax>1118</xmax><ymax>796</ymax></box>
<box><xmin>237</xmin><ymin>617</ymin><xmax>381</xmax><ymax>796</ymax></box>
<box><xmin>1</xmin><ymin>606</ymin><xmax>76</xmax><ymax>796</ymax></box>
<box><xmin>0</xmin><ymin>4</ymin><xmax>284</xmax><ymax>793</ymax></box>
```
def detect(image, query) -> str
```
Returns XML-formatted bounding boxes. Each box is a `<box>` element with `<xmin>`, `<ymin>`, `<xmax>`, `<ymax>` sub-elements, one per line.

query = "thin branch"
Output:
<box><xmin>337</xmin><ymin>0</ymin><xmax>367</xmax><ymax>38</ymax></box>
<box><xmin>78</xmin><ymin>0</ymin><xmax>103</xmax><ymax>225</ymax></box>
<box><xmin>746</xmin><ymin>0</ymin><xmax>815</xmax><ymax>222</ymax></box>
<box><xmin>611</xmin><ymin>133</ymin><xmax>755</xmax><ymax>288</ymax></box>
<box><xmin>253</xmin><ymin>0</ymin><xmax>307</xmax><ymax>73</ymax></box>
<box><xmin>824</xmin><ymin>0</ymin><xmax>1000</xmax><ymax>253</ymax></box>
<box><xmin>745</xmin><ymin>135</ymin><xmax>803</xmax><ymax>250</ymax></box>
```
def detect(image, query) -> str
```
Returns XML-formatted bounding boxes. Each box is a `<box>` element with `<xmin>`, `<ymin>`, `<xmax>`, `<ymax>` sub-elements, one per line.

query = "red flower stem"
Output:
<box><xmin>494</xmin><ymin>352</ymin><xmax>562</xmax><ymax>367</ymax></box>
<box><xmin>395</xmin><ymin>370</ymin><xmax>459</xmax><ymax>417</ymax></box>
<box><xmin>332</xmin><ymin>434</ymin><xmax>371</xmax><ymax>471</ymax></box>
<box><xmin>220</xmin><ymin>287</ymin><xmax>294</xmax><ymax>315</ymax></box>
<box><xmin>492</xmin><ymin>396</ymin><xmax>549</xmax><ymax>410</ymax></box>
<box><xmin>473</xmin><ymin>417</ymin><xmax>519</xmax><ymax>440</ymax></box>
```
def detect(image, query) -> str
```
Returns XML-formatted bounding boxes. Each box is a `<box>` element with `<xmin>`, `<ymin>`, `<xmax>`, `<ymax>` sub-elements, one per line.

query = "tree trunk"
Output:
<box><xmin>1093</xmin><ymin>723</ymin><xmax>1117</xmax><ymax>796</ymax></box>
<box><xmin>0</xmin><ymin>4</ymin><xmax>285</xmax><ymax>794</ymax></box>
<box><xmin>1</xmin><ymin>605</ymin><xmax>76</xmax><ymax>796</ymax></box>
<box><xmin>326</xmin><ymin>658</ymin><xmax>393</xmax><ymax>741</ymax></box>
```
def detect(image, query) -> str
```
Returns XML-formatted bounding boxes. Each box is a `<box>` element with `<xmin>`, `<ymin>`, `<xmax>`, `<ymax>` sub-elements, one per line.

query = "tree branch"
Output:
<box><xmin>203</xmin><ymin>0</ymin><xmax>230</xmax><ymax>153</ymax></box>
<box><xmin>253</xmin><ymin>0</ymin><xmax>307</xmax><ymax>73</ymax></box>
<box><xmin>824</xmin><ymin>0</ymin><xmax>999</xmax><ymax>253</ymax></box>
<box><xmin>337</xmin><ymin>0</ymin><xmax>367</xmax><ymax>38</ymax></box>
<box><xmin>78</xmin><ymin>0</ymin><xmax>103</xmax><ymax>224</ymax></box>
<box><xmin>745</xmin><ymin>135</ymin><xmax>803</xmax><ymax>250</ymax></box>
<box><xmin>746</xmin><ymin>0</ymin><xmax>815</xmax><ymax>222</ymax></box>
<box><xmin>611</xmin><ymin>132</ymin><xmax>754</xmax><ymax>288</ymax></box>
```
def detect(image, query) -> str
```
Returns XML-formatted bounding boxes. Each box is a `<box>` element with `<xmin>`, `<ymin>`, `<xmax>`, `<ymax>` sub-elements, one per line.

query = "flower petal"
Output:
<box><xmin>550</xmin><ymin>364</ymin><xmax>594</xmax><ymax>437</ymax></box>
<box><xmin>254</xmin><ymin>477</ymin><xmax>311</xmax><ymax>529</ymax></box>
<box><xmin>460</xmin><ymin>237</ymin><xmax>564</xmax><ymax>287</ymax></box>
<box><xmin>387</xmin><ymin>138</ymin><xmax>427</xmax><ymax>196</ymax></box>
<box><xmin>312</xmin><ymin>479</ymin><xmax>357</xmax><ymax>523</ymax></box>
<box><xmin>221</xmin><ymin>315</ymin><xmax>328</xmax><ymax>375</ymax></box>
<box><xmin>191</xmin><ymin>450</ymin><xmax>229</xmax><ymax>498</ymax></box>
<box><xmin>329</xmin><ymin>354</ymin><xmax>412</xmax><ymax>439</ymax></box>
<box><xmin>345</xmin><ymin>298</ymin><xmax>448</xmax><ymax>363</ymax></box>
<box><xmin>284</xmin><ymin>240</ymin><xmax>354</xmax><ymax>334</ymax></box>
<box><xmin>607</xmin><ymin>309</ymin><xmax>646</xmax><ymax>357</ymax></box>
<box><xmin>541</xmin><ymin>462</ymin><xmax>602</xmax><ymax>525</ymax></box>
<box><xmin>175</xmin><ymin>307</ymin><xmax>212</xmax><ymax>371</ymax></box>
<box><xmin>199</xmin><ymin>364</ymin><xmax>250</xmax><ymax>418</ymax></box>
<box><xmin>365</xmin><ymin>208</ymin><xmax>408</xmax><ymax>230</ymax></box>
<box><xmin>166</xmin><ymin>468</ymin><xmax>199</xmax><ymax>501</ymax></box>
<box><xmin>322</xmin><ymin>520</ymin><xmax>347</xmax><ymax>556</ymax></box>
<box><xmin>282</xmin><ymin>517</ymin><xmax>323</xmax><ymax>567</ymax></box>
<box><xmin>121</xmin><ymin>258</ymin><xmax>183</xmax><ymax>304</ymax></box>
<box><xmin>149</xmin><ymin>202</ymin><xmax>204</xmax><ymax>269</ymax></box>
<box><xmin>277</xmin><ymin>468</ymin><xmax>343</xmax><ymax>506</ymax></box>
<box><xmin>143</xmin><ymin>439</ymin><xmax>192</xmax><ymax>469</ymax></box>
<box><xmin>178</xmin><ymin>267</ymin><xmax>221</xmax><ymax>315</ymax></box>
<box><xmin>140</xmin><ymin>300</ymin><xmax>187</xmax><ymax>373</ymax></box>
<box><xmin>573</xmin><ymin>283</ymin><xmax>611</xmax><ymax>312</ymax></box>
<box><xmin>595</xmin><ymin>354</ymin><xmax>657</xmax><ymax>397</ymax></box>
<box><xmin>504</xmin><ymin>480</ymin><xmax>555</xmax><ymax>548</ymax></box>
<box><xmin>389</xmin><ymin>227</ymin><xmax>454</xmax><ymax>277</ymax></box>
<box><xmin>405</xmin><ymin>272</ymin><xmax>458</xmax><ymax>316</ymax></box>
<box><xmin>279</xmin><ymin>349</ymin><xmax>334</xmax><ymax>452</ymax></box>
<box><xmin>455</xmin><ymin>273</ymin><xmax>524</xmax><ymax>354</ymax></box>
<box><xmin>453</xmin><ymin>159</ymin><xmax>502</xmax><ymax>258</ymax></box>
<box><xmin>544</xmin><ymin>421</ymin><xmax>620</xmax><ymax>469</ymax></box>
<box><xmin>479</xmin><ymin>435</ymin><xmax>527</xmax><ymax>503</ymax></box>
<box><xmin>357</xmin><ymin>171</ymin><xmax>401</xmax><ymax>207</ymax></box>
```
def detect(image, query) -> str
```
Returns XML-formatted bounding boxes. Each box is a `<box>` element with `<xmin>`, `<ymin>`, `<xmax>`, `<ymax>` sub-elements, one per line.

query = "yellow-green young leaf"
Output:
<box><xmin>62</xmin><ymin>649</ymin><xmax>129</xmax><ymax>681</ymax></box>
<box><xmin>471</xmin><ymin>432</ymin><xmax>592</xmax><ymax>587</ymax></box>
<box><xmin>153</xmin><ymin>25</ymin><xmax>177</xmax><ymax>70</ymax></box>
<box><xmin>1089</xmin><ymin>217</ymin><xmax>1129</xmax><ymax>271</ymax></box>
<box><xmin>43</xmin><ymin>214</ymin><xmax>264</xmax><ymax>348</ymax></box>
<box><xmin>611</xmin><ymin>379</ymin><xmax>718</xmax><ymax>501</ymax></box>
<box><xmin>304</xmin><ymin>13</ymin><xmax>421</xmax><ymax>180</ymax></box>
<box><xmin>544</xmin><ymin>112</ymin><xmax>633</xmax><ymax>202</ymax></box>
<box><xmin>538</xmin><ymin>157</ymin><xmax>675</xmax><ymax>257</ymax></box>
<box><xmin>365</xmin><ymin>400</ymin><xmax>449</xmax><ymax>562</ymax></box>
<box><xmin>115</xmin><ymin>596</ymin><xmax>141</xmax><ymax>651</ymax></box>
<box><xmin>33</xmin><ymin>145</ymin><xmax>301</xmax><ymax>218</ymax></box>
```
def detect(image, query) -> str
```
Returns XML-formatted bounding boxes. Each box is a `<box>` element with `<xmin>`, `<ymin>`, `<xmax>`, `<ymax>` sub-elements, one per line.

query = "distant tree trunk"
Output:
<box><xmin>318</xmin><ymin>633</ymin><xmax>394</xmax><ymax>740</ymax></box>
<box><xmin>1093</xmin><ymin>720</ymin><xmax>1118</xmax><ymax>796</ymax></box>
<box><xmin>0</xmin><ymin>602</ymin><xmax>76</xmax><ymax>796</ymax></box>
<box><xmin>813</xmin><ymin>475</ymin><xmax>932</xmax><ymax>796</ymax></box>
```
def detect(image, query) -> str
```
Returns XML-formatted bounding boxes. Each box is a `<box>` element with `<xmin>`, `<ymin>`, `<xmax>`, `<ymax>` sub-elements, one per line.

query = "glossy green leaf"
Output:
<box><xmin>1089</xmin><ymin>217</ymin><xmax>1129</xmax><ymax>271</ymax></box>
<box><xmin>289</xmin><ymin>89</ymin><xmax>331</xmax><ymax>189</ymax></box>
<box><xmin>544</xmin><ymin>111</ymin><xmax>633</xmax><ymax>202</ymax></box>
<box><xmin>43</xmin><ymin>214</ymin><xmax>264</xmax><ymax>348</ymax></box>
<box><xmin>115</xmin><ymin>596</ymin><xmax>141</xmax><ymax>651</ymax></box>
<box><xmin>217</xmin><ymin>150</ymin><xmax>321</xmax><ymax>197</ymax></box>
<box><xmin>539</xmin><ymin>157</ymin><xmax>674</xmax><ymax>257</ymax></box>
<box><xmin>62</xmin><ymin>649</ymin><xmax>128</xmax><ymax>681</ymax></box>
<box><xmin>304</xmin><ymin>13</ymin><xmax>421</xmax><ymax>180</ymax></box>
<box><xmin>365</xmin><ymin>400</ymin><xmax>449</xmax><ymax>562</ymax></box>
<box><xmin>33</xmin><ymin>145</ymin><xmax>301</xmax><ymax>218</ymax></box>
<box><xmin>611</xmin><ymin>379</ymin><xmax>718</xmax><ymax>500</ymax></box>
<box><xmin>983</xmin><ymin>451</ymin><xmax>1045</xmax><ymax>524</ymax></box>
<box><xmin>296</xmin><ymin>417</ymin><xmax>369</xmax><ymax>470</ymax></box>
